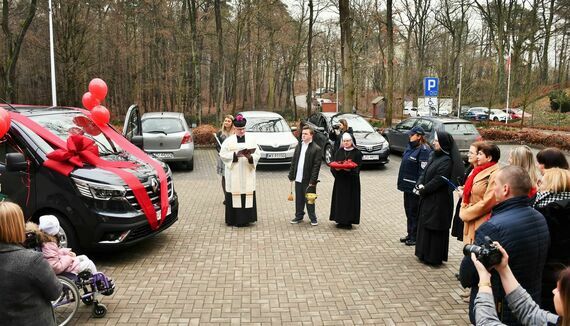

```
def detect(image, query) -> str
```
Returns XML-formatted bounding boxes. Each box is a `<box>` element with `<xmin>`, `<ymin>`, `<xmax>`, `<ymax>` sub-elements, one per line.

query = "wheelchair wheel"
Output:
<box><xmin>52</xmin><ymin>276</ymin><xmax>80</xmax><ymax>326</ymax></box>
<box><xmin>81</xmin><ymin>295</ymin><xmax>94</xmax><ymax>305</ymax></box>
<box><xmin>92</xmin><ymin>303</ymin><xmax>107</xmax><ymax>318</ymax></box>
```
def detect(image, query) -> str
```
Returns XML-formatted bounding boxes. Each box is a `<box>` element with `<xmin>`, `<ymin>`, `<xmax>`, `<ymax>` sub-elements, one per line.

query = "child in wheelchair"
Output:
<box><xmin>24</xmin><ymin>215</ymin><xmax>115</xmax><ymax>318</ymax></box>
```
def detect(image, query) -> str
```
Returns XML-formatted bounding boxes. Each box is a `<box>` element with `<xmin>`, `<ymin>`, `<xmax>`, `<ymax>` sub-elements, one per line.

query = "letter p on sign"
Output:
<box><xmin>424</xmin><ymin>77</ymin><xmax>439</xmax><ymax>97</ymax></box>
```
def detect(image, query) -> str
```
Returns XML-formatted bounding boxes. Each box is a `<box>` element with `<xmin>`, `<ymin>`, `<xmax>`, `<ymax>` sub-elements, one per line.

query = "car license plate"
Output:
<box><xmin>154</xmin><ymin>152</ymin><xmax>174</xmax><ymax>159</ymax></box>
<box><xmin>266</xmin><ymin>153</ymin><xmax>286</xmax><ymax>159</ymax></box>
<box><xmin>362</xmin><ymin>155</ymin><xmax>379</xmax><ymax>160</ymax></box>
<box><xmin>156</xmin><ymin>205</ymin><xmax>172</xmax><ymax>221</ymax></box>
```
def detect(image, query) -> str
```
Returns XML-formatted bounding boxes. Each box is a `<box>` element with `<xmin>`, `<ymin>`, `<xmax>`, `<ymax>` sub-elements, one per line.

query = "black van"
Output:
<box><xmin>0</xmin><ymin>105</ymin><xmax>179</xmax><ymax>251</ymax></box>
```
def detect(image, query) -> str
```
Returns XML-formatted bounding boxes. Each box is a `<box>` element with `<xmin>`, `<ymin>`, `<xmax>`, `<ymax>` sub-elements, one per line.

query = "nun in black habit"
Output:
<box><xmin>329</xmin><ymin>132</ymin><xmax>363</xmax><ymax>229</ymax></box>
<box><xmin>414</xmin><ymin>131</ymin><xmax>464</xmax><ymax>265</ymax></box>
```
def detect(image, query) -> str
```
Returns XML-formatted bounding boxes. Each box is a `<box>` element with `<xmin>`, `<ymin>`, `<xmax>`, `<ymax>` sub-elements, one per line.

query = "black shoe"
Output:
<box><xmin>290</xmin><ymin>218</ymin><xmax>303</xmax><ymax>224</ymax></box>
<box><xmin>405</xmin><ymin>239</ymin><xmax>416</xmax><ymax>246</ymax></box>
<box><xmin>400</xmin><ymin>235</ymin><xmax>410</xmax><ymax>243</ymax></box>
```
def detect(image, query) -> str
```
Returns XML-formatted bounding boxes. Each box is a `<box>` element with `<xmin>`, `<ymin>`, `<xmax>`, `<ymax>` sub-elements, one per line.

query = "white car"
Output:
<box><xmin>490</xmin><ymin>109</ymin><xmax>509</xmax><ymax>122</ymax></box>
<box><xmin>238</xmin><ymin>111</ymin><xmax>298</xmax><ymax>165</ymax></box>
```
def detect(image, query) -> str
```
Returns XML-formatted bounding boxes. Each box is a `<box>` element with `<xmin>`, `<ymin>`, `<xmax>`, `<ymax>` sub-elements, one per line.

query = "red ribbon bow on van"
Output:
<box><xmin>44</xmin><ymin>134</ymin><xmax>135</xmax><ymax>175</ymax></box>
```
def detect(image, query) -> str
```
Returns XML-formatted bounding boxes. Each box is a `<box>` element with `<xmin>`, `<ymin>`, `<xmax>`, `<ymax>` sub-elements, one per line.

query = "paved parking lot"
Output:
<box><xmin>75</xmin><ymin>148</ymin><xmax>471</xmax><ymax>325</ymax></box>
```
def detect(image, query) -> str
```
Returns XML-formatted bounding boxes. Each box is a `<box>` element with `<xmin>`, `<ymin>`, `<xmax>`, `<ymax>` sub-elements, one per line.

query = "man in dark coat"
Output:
<box><xmin>289</xmin><ymin>126</ymin><xmax>322</xmax><ymax>226</ymax></box>
<box><xmin>459</xmin><ymin>165</ymin><xmax>550</xmax><ymax>325</ymax></box>
<box><xmin>396</xmin><ymin>126</ymin><xmax>432</xmax><ymax>246</ymax></box>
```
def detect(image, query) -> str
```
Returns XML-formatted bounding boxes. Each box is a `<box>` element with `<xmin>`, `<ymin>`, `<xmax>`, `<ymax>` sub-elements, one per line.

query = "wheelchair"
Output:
<box><xmin>52</xmin><ymin>270</ymin><xmax>115</xmax><ymax>325</ymax></box>
<box><xmin>23</xmin><ymin>231</ymin><xmax>115</xmax><ymax>325</ymax></box>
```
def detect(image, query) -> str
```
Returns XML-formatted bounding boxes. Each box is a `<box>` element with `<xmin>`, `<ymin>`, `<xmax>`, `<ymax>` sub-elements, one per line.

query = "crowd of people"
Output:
<box><xmin>215</xmin><ymin>114</ymin><xmax>363</xmax><ymax>229</ymax></box>
<box><xmin>2</xmin><ymin>113</ymin><xmax>569</xmax><ymax>325</ymax></box>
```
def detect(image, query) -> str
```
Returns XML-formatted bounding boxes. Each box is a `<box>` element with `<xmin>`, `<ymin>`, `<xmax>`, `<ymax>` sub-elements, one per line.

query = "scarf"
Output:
<box><xmin>462</xmin><ymin>161</ymin><xmax>496</xmax><ymax>204</ymax></box>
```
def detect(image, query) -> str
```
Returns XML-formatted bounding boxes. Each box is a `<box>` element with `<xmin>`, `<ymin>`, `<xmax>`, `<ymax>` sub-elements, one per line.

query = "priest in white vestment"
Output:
<box><xmin>219</xmin><ymin>114</ymin><xmax>261</xmax><ymax>226</ymax></box>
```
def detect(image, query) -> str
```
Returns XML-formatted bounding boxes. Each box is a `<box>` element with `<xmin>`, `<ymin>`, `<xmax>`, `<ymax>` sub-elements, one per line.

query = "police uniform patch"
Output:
<box><xmin>420</xmin><ymin>161</ymin><xmax>428</xmax><ymax>169</ymax></box>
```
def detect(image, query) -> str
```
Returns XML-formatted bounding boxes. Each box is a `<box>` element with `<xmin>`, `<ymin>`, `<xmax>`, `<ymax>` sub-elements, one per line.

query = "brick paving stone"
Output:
<box><xmin>71</xmin><ymin>148</ymin><xmax>471</xmax><ymax>325</ymax></box>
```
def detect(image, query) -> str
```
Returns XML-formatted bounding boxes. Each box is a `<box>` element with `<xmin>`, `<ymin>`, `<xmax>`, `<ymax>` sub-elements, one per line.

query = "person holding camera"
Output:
<box><xmin>329</xmin><ymin>118</ymin><xmax>356</xmax><ymax>157</ymax></box>
<box><xmin>459</xmin><ymin>165</ymin><xmax>550</xmax><ymax>325</ymax></box>
<box><xmin>471</xmin><ymin>242</ymin><xmax>565</xmax><ymax>326</ymax></box>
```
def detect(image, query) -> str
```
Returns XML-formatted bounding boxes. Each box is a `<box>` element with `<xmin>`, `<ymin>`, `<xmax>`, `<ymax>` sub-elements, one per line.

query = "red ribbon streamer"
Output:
<box><xmin>9</xmin><ymin>111</ymin><xmax>168</xmax><ymax>230</ymax></box>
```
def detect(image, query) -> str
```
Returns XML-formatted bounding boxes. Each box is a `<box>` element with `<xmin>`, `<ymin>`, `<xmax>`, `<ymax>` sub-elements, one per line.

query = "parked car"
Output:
<box><xmin>462</xmin><ymin>107</ymin><xmax>489</xmax><ymax>121</ymax></box>
<box><xmin>404</xmin><ymin>107</ymin><xmax>419</xmax><ymax>117</ymax></box>
<box><xmin>489</xmin><ymin>109</ymin><xmax>509</xmax><ymax>122</ymax></box>
<box><xmin>382</xmin><ymin>116</ymin><xmax>482</xmax><ymax>161</ymax></box>
<box><xmin>1</xmin><ymin>104</ymin><xmax>179</xmax><ymax>251</ymax></box>
<box><xmin>238</xmin><ymin>111</ymin><xmax>298</xmax><ymax>165</ymax></box>
<box><xmin>124</xmin><ymin>110</ymin><xmax>194</xmax><ymax>170</ymax></box>
<box><xmin>304</xmin><ymin>112</ymin><xmax>390</xmax><ymax>167</ymax></box>
<box><xmin>502</xmin><ymin>108</ymin><xmax>531</xmax><ymax>119</ymax></box>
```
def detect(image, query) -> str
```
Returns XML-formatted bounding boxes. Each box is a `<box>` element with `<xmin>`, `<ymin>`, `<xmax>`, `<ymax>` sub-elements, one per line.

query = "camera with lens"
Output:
<box><xmin>463</xmin><ymin>236</ymin><xmax>503</xmax><ymax>269</ymax></box>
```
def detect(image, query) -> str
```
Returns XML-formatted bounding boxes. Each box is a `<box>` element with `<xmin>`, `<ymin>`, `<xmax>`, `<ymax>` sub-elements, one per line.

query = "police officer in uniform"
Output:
<box><xmin>397</xmin><ymin>126</ymin><xmax>432</xmax><ymax>246</ymax></box>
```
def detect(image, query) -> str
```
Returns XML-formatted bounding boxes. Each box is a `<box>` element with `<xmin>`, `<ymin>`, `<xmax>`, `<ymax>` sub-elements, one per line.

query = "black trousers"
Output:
<box><xmin>404</xmin><ymin>192</ymin><xmax>420</xmax><ymax>240</ymax></box>
<box><xmin>295</xmin><ymin>181</ymin><xmax>317</xmax><ymax>222</ymax></box>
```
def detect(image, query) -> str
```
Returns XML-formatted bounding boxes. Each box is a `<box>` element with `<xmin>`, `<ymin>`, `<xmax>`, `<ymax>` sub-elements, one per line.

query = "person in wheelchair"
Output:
<box><xmin>25</xmin><ymin>215</ymin><xmax>97</xmax><ymax>275</ymax></box>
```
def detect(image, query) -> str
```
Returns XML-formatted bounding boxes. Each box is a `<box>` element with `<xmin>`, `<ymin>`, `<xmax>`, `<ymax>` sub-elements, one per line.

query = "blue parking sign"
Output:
<box><xmin>424</xmin><ymin>77</ymin><xmax>439</xmax><ymax>97</ymax></box>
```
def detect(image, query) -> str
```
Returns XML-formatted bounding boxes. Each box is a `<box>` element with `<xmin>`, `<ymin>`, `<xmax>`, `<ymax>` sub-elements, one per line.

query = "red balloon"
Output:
<box><xmin>91</xmin><ymin>105</ymin><xmax>110</xmax><ymax>126</ymax></box>
<box><xmin>82</xmin><ymin>92</ymin><xmax>100</xmax><ymax>110</ymax></box>
<box><xmin>88</xmin><ymin>78</ymin><xmax>108</xmax><ymax>101</ymax></box>
<box><xmin>0</xmin><ymin>108</ymin><xmax>11</xmax><ymax>138</ymax></box>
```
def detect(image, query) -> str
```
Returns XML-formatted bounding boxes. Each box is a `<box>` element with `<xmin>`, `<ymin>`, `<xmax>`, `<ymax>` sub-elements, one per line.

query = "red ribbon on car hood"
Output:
<box><xmin>9</xmin><ymin>111</ymin><xmax>168</xmax><ymax>230</ymax></box>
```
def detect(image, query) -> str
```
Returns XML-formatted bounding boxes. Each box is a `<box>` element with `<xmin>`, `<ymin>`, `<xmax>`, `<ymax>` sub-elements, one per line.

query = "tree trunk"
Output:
<box><xmin>306</xmin><ymin>0</ymin><xmax>314</xmax><ymax>117</ymax></box>
<box><xmin>214</xmin><ymin>0</ymin><xmax>225</xmax><ymax>123</ymax></box>
<box><xmin>386</xmin><ymin>0</ymin><xmax>394</xmax><ymax>127</ymax></box>
<box><xmin>339</xmin><ymin>0</ymin><xmax>354</xmax><ymax>113</ymax></box>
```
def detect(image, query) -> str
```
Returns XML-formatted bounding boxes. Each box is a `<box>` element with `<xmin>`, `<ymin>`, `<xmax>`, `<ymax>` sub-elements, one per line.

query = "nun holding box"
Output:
<box><xmin>329</xmin><ymin>132</ymin><xmax>363</xmax><ymax>229</ymax></box>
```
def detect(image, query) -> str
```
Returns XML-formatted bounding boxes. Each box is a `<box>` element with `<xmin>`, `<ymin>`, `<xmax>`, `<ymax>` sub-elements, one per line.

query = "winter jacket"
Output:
<box><xmin>460</xmin><ymin>163</ymin><xmax>500</xmax><ymax>244</ymax></box>
<box><xmin>288</xmin><ymin>141</ymin><xmax>322</xmax><ymax>185</ymax></box>
<box><xmin>459</xmin><ymin>196</ymin><xmax>550</xmax><ymax>325</ymax></box>
<box><xmin>0</xmin><ymin>243</ymin><xmax>62</xmax><ymax>326</ymax></box>
<box><xmin>474</xmin><ymin>286</ymin><xmax>560</xmax><ymax>326</ymax></box>
<box><xmin>397</xmin><ymin>142</ymin><xmax>432</xmax><ymax>193</ymax></box>
<box><xmin>535</xmin><ymin>197</ymin><xmax>570</xmax><ymax>313</ymax></box>
<box><xmin>41</xmin><ymin>242</ymin><xmax>80</xmax><ymax>274</ymax></box>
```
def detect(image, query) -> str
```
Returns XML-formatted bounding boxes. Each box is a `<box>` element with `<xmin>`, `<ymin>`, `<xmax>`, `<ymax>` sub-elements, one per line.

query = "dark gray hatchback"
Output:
<box><xmin>382</xmin><ymin>116</ymin><xmax>482</xmax><ymax>160</ymax></box>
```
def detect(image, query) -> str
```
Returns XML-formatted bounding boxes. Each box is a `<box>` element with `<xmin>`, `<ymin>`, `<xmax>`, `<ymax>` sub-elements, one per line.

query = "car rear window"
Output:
<box><xmin>444</xmin><ymin>123</ymin><xmax>478</xmax><ymax>135</ymax></box>
<box><xmin>142</xmin><ymin>118</ymin><xmax>184</xmax><ymax>133</ymax></box>
<box><xmin>245</xmin><ymin>117</ymin><xmax>290</xmax><ymax>132</ymax></box>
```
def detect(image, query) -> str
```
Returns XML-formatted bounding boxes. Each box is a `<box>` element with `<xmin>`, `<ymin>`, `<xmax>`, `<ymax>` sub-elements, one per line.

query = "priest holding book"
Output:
<box><xmin>219</xmin><ymin>114</ymin><xmax>261</xmax><ymax>227</ymax></box>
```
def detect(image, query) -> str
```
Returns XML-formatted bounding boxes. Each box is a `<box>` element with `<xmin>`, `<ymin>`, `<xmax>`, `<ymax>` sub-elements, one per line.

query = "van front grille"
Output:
<box><xmin>125</xmin><ymin>176</ymin><xmax>174</xmax><ymax>212</ymax></box>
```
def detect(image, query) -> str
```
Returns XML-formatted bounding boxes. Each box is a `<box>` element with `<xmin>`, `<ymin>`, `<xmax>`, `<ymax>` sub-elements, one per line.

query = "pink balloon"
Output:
<box><xmin>91</xmin><ymin>105</ymin><xmax>110</xmax><ymax>126</ymax></box>
<box><xmin>88</xmin><ymin>78</ymin><xmax>108</xmax><ymax>101</ymax></box>
<box><xmin>82</xmin><ymin>92</ymin><xmax>100</xmax><ymax>110</ymax></box>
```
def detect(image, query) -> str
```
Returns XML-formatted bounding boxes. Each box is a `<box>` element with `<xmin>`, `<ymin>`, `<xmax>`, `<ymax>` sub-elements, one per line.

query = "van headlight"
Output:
<box><xmin>72</xmin><ymin>178</ymin><xmax>126</xmax><ymax>200</ymax></box>
<box><xmin>289</xmin><ymin>142</ymin><xmax>298</xmax><ymax>150</ymax></box>
<box><xmin>381</xmin><ymin>140</ymin><xmax>389</xmax><ymax>150</ymax></box>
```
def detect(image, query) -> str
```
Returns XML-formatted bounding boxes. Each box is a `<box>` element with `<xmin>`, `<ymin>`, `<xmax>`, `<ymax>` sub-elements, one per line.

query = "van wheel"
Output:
<box><xmin>55</xmin><ymin>215</ymin><xmax>79</xmax><ymax>251</ymax></box>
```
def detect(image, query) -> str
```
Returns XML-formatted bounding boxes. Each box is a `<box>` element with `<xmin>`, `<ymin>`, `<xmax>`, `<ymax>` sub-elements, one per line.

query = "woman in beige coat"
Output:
<box><xmin>460</xmin><ymin>143</ymin><xmax>501</xmax><ymax>244</ymax></box>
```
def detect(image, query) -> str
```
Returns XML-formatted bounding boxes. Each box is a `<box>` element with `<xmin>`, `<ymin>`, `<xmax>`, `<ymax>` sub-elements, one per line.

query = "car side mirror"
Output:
<box><xmin>131</xmin><ymin>135</ymin><xmax>144</xmax><ymax>150</ymax></box>
<box><xmin>6</xmin><ymin>153</ymin><xmax>27</xmax><ymax>172</ymax></box>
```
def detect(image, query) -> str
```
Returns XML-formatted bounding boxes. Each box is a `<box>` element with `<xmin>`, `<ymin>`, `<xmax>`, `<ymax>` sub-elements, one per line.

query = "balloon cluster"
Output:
<box><xmin>0</xmin><ymin>108</ymin><xmax>10</xmax><ymax>138</ymax></box>
<box><xmin>82</xmin><ymin>78</ymin><xmax>110</xmax><ymax>126</ymax></box>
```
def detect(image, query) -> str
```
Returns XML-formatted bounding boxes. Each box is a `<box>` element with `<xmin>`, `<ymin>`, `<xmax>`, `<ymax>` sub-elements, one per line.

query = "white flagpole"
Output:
<box><xmin>48</xmin><ymin>0</ymin><xmax>57</xmax><ymax>107</ymax></box>
<box><xmin>505</xmin><ymin>46</ymin><xmax>512</xmax><ymax>124</ymax></box>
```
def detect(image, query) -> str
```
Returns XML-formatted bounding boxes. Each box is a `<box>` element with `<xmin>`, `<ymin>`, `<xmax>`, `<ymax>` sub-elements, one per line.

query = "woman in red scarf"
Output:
<box><xmin>460</xmin><ymin>142</ymin><xmax>501</xmax><ymax>245</ymax></box>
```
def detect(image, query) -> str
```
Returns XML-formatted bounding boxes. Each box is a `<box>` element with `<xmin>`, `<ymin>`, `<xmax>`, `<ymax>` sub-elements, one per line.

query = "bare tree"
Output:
<box><xmin>339</xmin><ymin>0</ymin><xmax>354</xmax><ymax>113</ymax></box>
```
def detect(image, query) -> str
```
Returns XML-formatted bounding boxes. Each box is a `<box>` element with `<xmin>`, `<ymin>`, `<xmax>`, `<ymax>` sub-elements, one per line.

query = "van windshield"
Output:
<box><xmin>30</xmin><ymin>112</ymin><xmax>122</xmax><ymax>155</ymax></box>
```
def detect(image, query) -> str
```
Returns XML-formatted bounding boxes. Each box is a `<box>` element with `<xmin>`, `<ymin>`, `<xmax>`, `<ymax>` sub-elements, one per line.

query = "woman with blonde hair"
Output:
<box><xmin>216</xmin><ymin>115</ymin><xmax>234</xmax><ymax>203</ymax></box>
<box><xmin>508</xmin><ymin>145</ymin><xmax>542</xmax><ymax>197</ymax></box>
<box><xmin>533</xmin><ymin>168</ymin><xmax>570</xmax><ymax>313</ymax></box>
<box><xmin>0</xmin><ymin>201</ymin><xmax>62</xmax><ymax>326</ymax></box>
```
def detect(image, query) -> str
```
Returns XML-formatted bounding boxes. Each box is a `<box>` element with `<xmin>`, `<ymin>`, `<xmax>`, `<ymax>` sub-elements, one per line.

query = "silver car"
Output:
<box><xmin>238</xmin><ymin>111</ymin><xmax>298</xmax><ymax>165</ymax></box>
<box><xmin>124</xmin><ymin>106</ymin><xmax>194</xmax><ymax>170</ymax></box>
